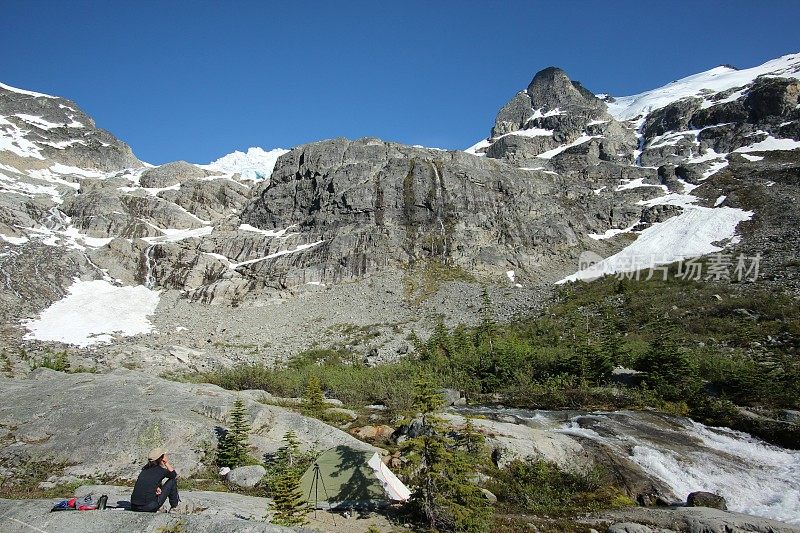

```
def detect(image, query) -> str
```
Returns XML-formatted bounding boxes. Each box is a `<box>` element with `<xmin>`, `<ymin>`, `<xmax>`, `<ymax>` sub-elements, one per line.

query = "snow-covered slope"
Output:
<box><xmin>0</xmin><ymin>81</ymin><xmax>58</xmax><ymax>99</ymax></box>
<box><xmin>0</xmin><ymin>82</ymin><xmax>306</xmax><ymax>346</ymax></box>
<box><xmin>605</xmin><ymin>53</ymin><xmax>800</xmax><ymax>120</ymax></box>
<box><xmin>203</xmin><ymin>146</ymin><xmax>289</xmax><ymax>181</ymax></box>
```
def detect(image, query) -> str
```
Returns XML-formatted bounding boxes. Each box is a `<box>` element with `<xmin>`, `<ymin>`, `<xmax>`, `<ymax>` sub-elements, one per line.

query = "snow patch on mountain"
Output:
<box><xmin>464</xmin><ymin>138</ymin><xmax>491</xmax><ymax>155</ymax></box>
<box><xmin>232</xmin><ymin>240</ymin><xmax>325</xmax><ymax>268</ymax></box>
<box><xmin>537</xmin><ymin>135</ymin><xmax>600</xmax><ymax>159</ymax></box>
<box><xmin>142</xmin><ymin>226</ymin><xmax>213</xmax><ymax>244</ymax></box>
<box><xmin>734</xmin><ymin>135</ymin><xmax>800</xmax><ymax>153</ymax></box>
<box><xmin>203</xmin><ymin>147</ymin><xmax>289</xmax><ymax>181</ymax></box>
<box><xmin>0</xmin><ymin>116</ymin><xmax>45</xmax><ymax>159</ymax></box>
<box><xmin>14</xmin><ymin>113</ymin><xmax>84</xmax><ymax>130</ymax></box>
<box><xmin>239</xmin><ymin>223</ymin><xmax>298</xmax><ymax>238</ymax></box>
<box><xmin>23</xmin><ymin>279</ymin><xmax>161</xmax><ymax>347</ymax></box>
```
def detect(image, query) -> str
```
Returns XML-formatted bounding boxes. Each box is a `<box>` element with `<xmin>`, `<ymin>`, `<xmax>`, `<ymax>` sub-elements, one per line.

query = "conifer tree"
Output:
<box><xmin>587</xmin><ymin>342</ymin><xmax>614</xmax><ymax>384</ymax></box>
<box><xmin>422</xmin><ymin>318</ymin><xmax>452</xmax><ymax>369</ymax></box>
<box><xmin>304</xmin><ymin>375</ymin><xmax>326</xmax><ymax>412</ymax></box>
<box><xmin>564</xmin><ymin>345</ymin><xmax>590</xmax><ymax>380</ymax></box>
<box><xmin>600</xmin><ymin>315</ymin><xmax>628</xmax><ymax>366</ymax></box>
<box><xmin>270</xmin><ymin>468</ymin><xmax>307</xmax><ymax>526</ymax></box>
<box><xmin>265</xmin><ymin>431</ymin><xmax>316</xmax><ymax>498</ymax></box>
<box><xmin>412</xmin><ymin>374</ymin><xmax>444</xmax><ymax>422</ymax></box>
<box><xmin>638</xmin><ymin>319</ymin><xmax>697</xmax><ymax>399</ymax></box>
<box><xmin>403</xmin><ymin>375</ymin><xmax>492</xmax><ymax>532</ymax></box>
<box><xmin>54</xmin><ymin>351</ymin><xmax>69</xmax><ymax>372</ymax></box>
<box><xmin>217</xmin><ymin>397</ymin><xmax>251</xmax><ymax>468</ymax></box>
<box><xmin>476</xmin><ymin>287</ymin><xmax>497</xmax><ymax>345</ymax></box>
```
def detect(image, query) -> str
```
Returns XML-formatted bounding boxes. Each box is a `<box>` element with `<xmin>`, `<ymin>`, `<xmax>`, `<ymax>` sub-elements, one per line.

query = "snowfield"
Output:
<box><xmin>203</xmin><ymin>146</ymin><xmax>289</xmax><ymax>181</ymax></box>
<box><xmin>23</xmin><ymin>280</ymin><xmax>161</xmax><ymax>347</ymax></box>
<box><xmin>559</xmin><ymin>204</ymin><xmax>753</xmax><ymax>284</ymax></box>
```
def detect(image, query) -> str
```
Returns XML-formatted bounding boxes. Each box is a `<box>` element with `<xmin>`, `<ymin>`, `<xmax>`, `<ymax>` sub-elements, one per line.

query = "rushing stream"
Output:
<box><xmin>460</xmin><ymin>407</ymin><xmax>800</xmax><ymax>524</ymax></box>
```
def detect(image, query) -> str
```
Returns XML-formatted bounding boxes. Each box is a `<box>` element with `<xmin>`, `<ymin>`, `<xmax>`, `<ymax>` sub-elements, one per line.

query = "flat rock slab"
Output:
<box><xmin>0</xmin><ymin>497</ymin><xmax>302</xmax><ymax>533</ymax></box>
<box><xmin>587</xmin><ymin>506</ymin><xmax>800</xmax><ymax>533</ymax></box>
<box><xmin>74</xmin><ymin>485</ymin><xmax>271</xmax><ymax>521</ymax></box>
<box><xmin>0</xmin><ymin>368</ymin><xmax>379</xmax><ymax>480</ymax></box>
<box><xmin>440</xmin><ymin>412</ymin><xmax>592</xmax><ymax>470</ymax></box>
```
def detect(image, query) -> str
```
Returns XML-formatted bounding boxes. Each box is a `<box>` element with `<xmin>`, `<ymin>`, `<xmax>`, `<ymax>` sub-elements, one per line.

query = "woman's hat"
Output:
<box><xmin>147</xmin><ymin>447</ymin><xmax>167</xmax><ymax>461</ymax></box>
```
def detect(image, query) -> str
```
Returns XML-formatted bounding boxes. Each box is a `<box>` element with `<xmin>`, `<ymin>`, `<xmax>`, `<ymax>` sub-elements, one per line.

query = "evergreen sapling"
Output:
<box><xmin>217</xmin><ymin>397</ymin><xmax>251</xmax><ymax>469</ymax></box>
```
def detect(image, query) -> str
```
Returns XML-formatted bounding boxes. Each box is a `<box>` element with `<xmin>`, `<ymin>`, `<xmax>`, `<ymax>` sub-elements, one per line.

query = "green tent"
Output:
<box><xmin>299</xmin><ymin>445</ymin><xmax>411</xmax><ymax>509</ymax></box>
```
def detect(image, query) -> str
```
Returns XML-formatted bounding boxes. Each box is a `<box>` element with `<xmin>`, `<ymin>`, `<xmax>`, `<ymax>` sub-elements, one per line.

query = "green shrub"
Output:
<box><xmin>303</xmin><ymin>375</ymin><xmax>326</xmax><ymax>412</ymax></box>
<box><xmin>30</xmin><ymin>351</ymin><xmax>69</xmax><ymax>372</ymax></box>
<box><xmin>190</xmin><ymin>353</ymin><xmax>419</xmax><ymax>414</ymax></box>
<box><xmin>489</xmin><ymin>459</ymin><xmax>631</xmax><ymax>515</ymax></box>
<box><xmin>178</xmin><ymin>269</ymin><xmax>799</xmax><ymax>449</ymax></box>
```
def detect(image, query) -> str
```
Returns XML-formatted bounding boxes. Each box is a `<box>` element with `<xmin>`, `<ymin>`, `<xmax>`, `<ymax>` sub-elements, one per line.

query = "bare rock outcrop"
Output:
<box><xmin>239</xmin><ymin>137</ymin><xmax>614</xmax><ymax>286</ymax></box>
<box><xmin>0</xmin><ymin>368</ymin><xmax>379</xmax><ymax>481</ymax></box>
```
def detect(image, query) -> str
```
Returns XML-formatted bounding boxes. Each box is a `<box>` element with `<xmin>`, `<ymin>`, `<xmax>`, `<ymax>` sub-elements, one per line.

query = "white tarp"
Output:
<box><xmin>367</xmin><ymin>452</ymin><xmax>411</xmax><ymax>501</ymax></box>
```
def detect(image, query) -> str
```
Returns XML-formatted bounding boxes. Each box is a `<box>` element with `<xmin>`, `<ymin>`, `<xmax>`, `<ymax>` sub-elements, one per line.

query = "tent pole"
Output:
<box><xmin>314</xmin><ymin>464</ymin><xmax>319</xmax><ymax>519</ymax></box>
<box><xmin>316</xmin><ymin>463</ymin><xmax>336</xmax><ymax>526</ymax></box>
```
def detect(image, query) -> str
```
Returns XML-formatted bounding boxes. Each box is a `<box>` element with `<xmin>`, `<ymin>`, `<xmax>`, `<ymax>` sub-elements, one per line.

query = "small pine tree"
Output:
<box><xmin>456</xmin><ymin>417</ymin><xmax>485</xmax><ymax>457</ymax></box>
<box><xmin>276</xmin><ymin>431</ymin><xmax>301</xmax><ymax>469</ymax></box>
<box><xmin>217</xmin><ymin>397</ymin><xmax>251</xmax><ymax>469</ymax></box>
<box><xmin>587</xmin><ymin>343</ymin><xmax>614</xmax><ymax>384</ymax></box>
<box><xmin>563</xmin><ymin>346</ymin><xmax>590</xmax><ymax>380</ymax></box>
<box><xmin>270</xmin><ymin>469</ymin><xmax>307</xmax><ymax>526</ymax></box>
<box><xmin>421</xmin><ymin>318</ymin><xmax>452</xmax><ymax>369</ymax></box>
<box><xmin>475</xmin><ymin>287</ymin><xmax>497</xmax><ymax>346</ymax></box>
<box><xmin>600</xmin><ymin>315</ymin><xmax>628</xmax><ymax>366</ymax></box>
<box><xmin>54</xmin><ymin>351</ymin><xmax>69</xmax><ymax>372</ymax></box>
<box><xmin>265</xmin><ymin>431</ymin><xmax>318</xmax><ymax>496</ymax></box>
<box><xmin>304</xmin><ymin>375</ymin><xmax>326</xmax><ymax>412</ymax></box>
<box><xmin>412</xmin><ymin>374</ymin><xmax>444</xmax><ymax>421</ymax></box>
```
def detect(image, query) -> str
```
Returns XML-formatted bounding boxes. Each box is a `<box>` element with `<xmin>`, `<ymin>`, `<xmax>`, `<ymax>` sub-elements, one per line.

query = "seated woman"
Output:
<box><xmin>130</xmin><ymin>447</ymin><xmax>181</xmax><ymax>512</ymax></box>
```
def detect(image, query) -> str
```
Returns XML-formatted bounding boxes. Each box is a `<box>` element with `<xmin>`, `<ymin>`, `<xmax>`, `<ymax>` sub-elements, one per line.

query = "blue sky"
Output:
<box><xmin>2</xmin><ymin>1</ymin><xmax>799</xmax><ymax>165</ymax></box>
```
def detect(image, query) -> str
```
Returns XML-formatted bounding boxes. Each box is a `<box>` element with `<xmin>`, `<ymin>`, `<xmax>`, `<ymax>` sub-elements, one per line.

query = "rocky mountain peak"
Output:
<box><xmin>0</xmin><ymin>82</ymin><xmax>141</xmax><ymax>172</ymax></box>
<box><xmin>525</xmin><ymin>66</ymin><xmax>605</xmax><ymax>114</ymax></box>
<box><xmin>476</xmin><ymin>66</ymin><xmax>626</xmax><ymax>167</ymax></box>
<box><xmin>489</xmin><ymin>66</ymin><xmax>607</xmax><ymax>139</ymax></box>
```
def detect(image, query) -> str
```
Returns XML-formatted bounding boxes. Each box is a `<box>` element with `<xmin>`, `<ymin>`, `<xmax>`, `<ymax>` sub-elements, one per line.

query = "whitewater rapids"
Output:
<box><xmin>461</xmin><ymin>407</ymin><xmax>800</xmax><ymax>524</ymax></box>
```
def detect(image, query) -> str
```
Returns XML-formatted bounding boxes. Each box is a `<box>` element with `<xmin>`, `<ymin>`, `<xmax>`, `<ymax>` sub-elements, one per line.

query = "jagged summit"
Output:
<box><xmin>468</xmin><ymin>53</ymin><xmax>800</xmax><ymax>169</ymax></box>
<box><xmin>489</xmin><ymin>66</ymin><xmax>606</xmax><ymax>139</ymax></box>
<box><xmin>525</xmin><ymin>66</ymin><xmax>605</xmax><ymax>112</ymax></box>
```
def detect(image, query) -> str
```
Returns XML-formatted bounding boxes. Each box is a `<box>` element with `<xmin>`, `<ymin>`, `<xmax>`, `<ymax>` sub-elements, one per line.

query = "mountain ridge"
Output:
<box><xmin>1</xmin><ymin>51</ymin><xmax>798</xmax><ymax>366</ymax></box>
